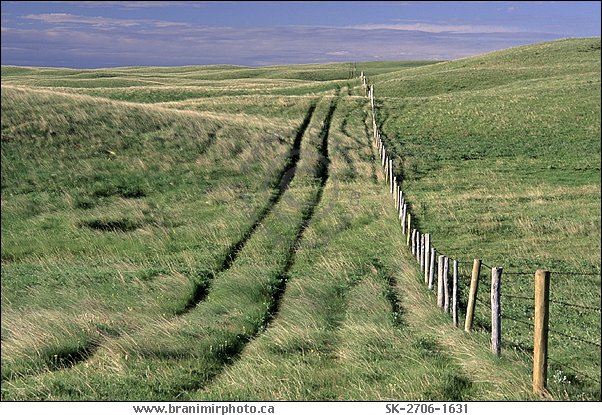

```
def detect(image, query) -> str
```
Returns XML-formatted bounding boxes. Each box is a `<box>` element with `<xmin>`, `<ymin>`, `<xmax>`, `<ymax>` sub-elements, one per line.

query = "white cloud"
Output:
<box><xmin>7</xmin><ymin>1</ymin><xmax>207</xmax><ymax>9</ymax></box>
<box><xmin>23</xmin><ymin>13</ymin><xmax>142</xmax><ymax>28</ymax></box>
<box><xmin>326</xmin><ymin>51</ymin><xmax>351</xmax><ymax>56</ymax></box>
<box><xmin>349</xmin><ymin>22</ymin><xmax>525</xmax><ymax>34</ymax></box>
<box><xmin>2</xmin><ymin>14</ymin><xmax>561</xmax><ymax>67</ymax></box>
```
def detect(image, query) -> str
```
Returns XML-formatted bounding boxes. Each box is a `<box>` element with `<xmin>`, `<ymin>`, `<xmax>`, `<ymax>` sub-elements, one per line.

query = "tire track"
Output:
<box><xmin>7</xmin><ymin>102</ymin><xmax>319</xmax><ymax>381</ymax></box>
<box><xmin>192</xmin><ymin>93</ymin><xmax>340</xmax><ymax>393</ymax></box>
<box><xmin>178</xmin><ymin>101</ymin><xmax>317</xmax><ymax>313</ymax></box>
<box><xmin>264</xmin><ymin>93</ymin><xmax>338</xmax><ymax>326</ymax></box>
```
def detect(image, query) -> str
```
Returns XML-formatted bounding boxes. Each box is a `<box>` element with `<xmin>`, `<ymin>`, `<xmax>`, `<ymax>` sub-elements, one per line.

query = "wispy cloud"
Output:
<box><xmin>349</xmin><ymin>22</ymin><xmax>526</xmax><ymax>34</ymax></box>
<box><xmin>23</xmin><ymin>13</ymin><xmax>142</xmax><ymax>28</ymax></box>
<box><xmin>2</xmin><ymin>1</ymin><xmax>596</xmax><ymax>68</ymax></box>
<box><xmin>5</xmin><ymin>1</ymin><xmax>207</xmax><ymax>9</ymax></box>
<box><xmin>0</xmin><ymin>21</ymin><xmax>559</xmax><ymax>68</ymax></box>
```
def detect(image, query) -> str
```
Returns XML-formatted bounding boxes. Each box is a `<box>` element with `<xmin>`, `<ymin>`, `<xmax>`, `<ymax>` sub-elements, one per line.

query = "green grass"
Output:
<box><xmin>1</xmin><ymin>38</ymin><xmax>599</xmax><ymax>401</ymax></box>
<box><xmin>372</xmin><ymin>37</ymin><xmax>601</xmax><ymax>399</ymax></box>
<box><xmin>0</xmin><ymin>82</ymin><xmax>309</xmax><ymax>385</ymax></box>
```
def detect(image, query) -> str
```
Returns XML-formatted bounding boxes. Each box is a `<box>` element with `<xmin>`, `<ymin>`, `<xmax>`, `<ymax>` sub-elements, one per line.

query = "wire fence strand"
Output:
<box><xmin>501</xmin><ymin>313</ymin><xmax>534</xmax><ymax>328</ymax></box>
<box><xmin>503</xmin><ymin>294</ymin><xmax>601</xmax><ymax>312</ymax></box>
<box><xmin>548</xmin><ymin>329</ymin><xmax>602</xmax><ymax>349</ymax></box>
<box><xmin>370</xmin><ymin>83</ymin><xmax>602</xmax><ymax>394</ymax></box>
<box><xmin>549</xmin><ymin>299</ymin><xmax>602</xmax><ymax>312</ymax></box>
<box><xmin>548</xmin><ymin>356</ymin><xmax>602</xmax><ymax>385</ymax></box>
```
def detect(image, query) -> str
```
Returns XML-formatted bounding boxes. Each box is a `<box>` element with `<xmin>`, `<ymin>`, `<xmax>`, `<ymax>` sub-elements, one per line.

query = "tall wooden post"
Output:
<box><xmin>389</xmin><ymin>159</ymin><xmax>394</xmax><ymax>193</ymax></box>
<box><xmin>533</xmin><ymin>269</ymin><xmax>550</xmax><ymax>395</ymax></box>
<box><xmin>406</xmin><ymin>214</ymin><xmax>412</xmax><ymax>246</ymax></box>
<box><xmin>452</xmin><ymin>259</ymin><xmax>459</xmax><ymax>327</ymax></box>
<box><xmin>420</xmin><ymin>233</ymin><xmax>426</xmax><ymax>273</ymax></box>
<box><xmin>428</xmin><ymin>247</ymin><xmax>436</xmax><ymax>290</ymax></box>
<box><xmin>437</xmin><ymin>255</ymin><xmax>444</xmax><ymax>309</ymax></box>
<box><xmin>415</xmin><ymin>230</ymin><xmax>421</xmax><ymax>262</ymax></box>
<box><xmin>491</xmin><ymin>267</ymin><xmax>503</xmax><ymax>356</ymax></box>
<box><xmin>401</xmin><ymin>203</ymin><xmax>407</xmax><ymax>234</ymax></box>
<box><xmin>424</xmin><ymin>233</ymin><xmax>431</xmax><ymax>285</ymax></box>
<box><xmin>443</xmin><ymin>257</ymin><xmax>450</xmax><ymax>313</ymax></box>
<box><xmin>464</xmin><ymin>259</ymin><xmax>481</xmax><ymax>332</ymax></box>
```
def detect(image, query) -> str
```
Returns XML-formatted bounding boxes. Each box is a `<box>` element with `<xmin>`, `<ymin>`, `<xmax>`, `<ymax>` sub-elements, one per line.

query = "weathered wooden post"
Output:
<box><xmin>420</xmin><ymin>233</ymin><xmax>425</xmax><ymax>273</ymax></box>
<box><xmin>416</xmin><ymin>231</ymin><xmax>421</xmax><ymax>263</ymax></box>
<box><xmin>491</xmin><ymin>267</ymin><xmax>503</xmax><ymax>356</ymax></box>
<box><xmin>533</xmin><ymin>269</ymin><xmax>551</xmax><ymax>395</ymax></box>
<box><xmin>389</xmin><ymin>159</ymin><xmax>394</xmax><ymax>193</ymax></box>
<box><xmin>424</xmin><ymin>234</ymin><xmax>430</xmax><ymax>284</ymax></box>
<box><xmin>428</xmin><ymin>247</ymin><xmax>436</xmax><ymax>290</ymax></box>
<box><xmin>443</xmin><ymin>256</ymin><xmax>450</xmax><ymax>313</ymax></box>
<box><xmin>464</xmin><ymin>259</ymin><xmax>481</xmax><ymax>332</ymax></box>
<box><xmin>401</xmin><ymin>203</ymin><xmax>407</xmax><ymax>234</ymax></box>
<box><xmin>411</xmin><ymin>229</ymin><xmax>417</xmax><ymax>256</ymax></box>
<box><xmin>406</xmin><ymin>214</ymin><xmax>412</xmax><ymax>246</ymax></box>
<box><xmin>437</xmin><ymin>255</ymin><xmax>445</xmax><ymax>308</ymax></box>
<box><xmin>452</xmin><ymin>259</ymin><xmax>459</xmax><ymax>327</ymax></box>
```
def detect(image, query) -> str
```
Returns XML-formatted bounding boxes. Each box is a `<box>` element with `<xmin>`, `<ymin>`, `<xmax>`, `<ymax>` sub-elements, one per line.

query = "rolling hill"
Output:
<box><xmin>1</xmin><ymin>38</ymin><xmax>599</xmax><ymax>401</ymax></box>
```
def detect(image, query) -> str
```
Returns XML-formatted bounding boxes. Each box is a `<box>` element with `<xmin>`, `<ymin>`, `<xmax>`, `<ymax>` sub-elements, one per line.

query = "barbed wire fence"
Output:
<box><xmin>360</xmin><ymin>74</ymin><xmax>601</xmax><ymax>398</ymax></box>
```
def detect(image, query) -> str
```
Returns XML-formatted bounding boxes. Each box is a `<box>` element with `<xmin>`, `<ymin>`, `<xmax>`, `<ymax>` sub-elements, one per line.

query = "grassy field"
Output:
<box><xmin>1</xmin><ymin>39</ymin><xmax>600</xmax><ymax>401</ymax></box>
<box><xmin>371</xmin><ymin>37</ymin><xmax>601</xmax><ymax>400</ymax></box>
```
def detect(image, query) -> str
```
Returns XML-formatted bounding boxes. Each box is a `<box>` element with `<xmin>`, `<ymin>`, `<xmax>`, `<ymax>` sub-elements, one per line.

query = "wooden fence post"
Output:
<box><xmin>452</xmin><ymin>259</ymin><xmax>459</xmax><ymax>327</ymax></box>
<box><xmin>443</xmin><ymin>257</ymin><xmax>450</xmax><ymax>313</ymax></box>
<box><xmin>437</xmin><ymin>255</ymin><xmax>444</xmax><ymax>308</ymax></box>
<box><xmin>428</xmin><ymin>247</ymin><xmax>436</xmax><ymax>290</ymax></box>
<box><xmin>420</xmin><ymin>233</ymin><xmax>426</xmax><ymax>273</ymax></box>
<box><xmin>411</xmin><ymin>229</ymin><xmax>417</xmax><ymax>256</ymax></box>
<box><xmin>415</xmin><ymin>230</ymin><xmax>421</xmax><ymax>262</ymax></box>
<box><xmin>464</xmin><ymin>259</ymin><xmax>481</xmax><ymax>332</ymax></box>
<box><xmin>406</xmin><ymin>214</ymin><xmax>412</xmax><ymax>246</ymax></box>
<box><xmin>413</xmin><ymin>230</ymin><xmax>418</xmax><ymax>260</ymax></box>
<box><xmin>491</xmin><ymin>267</ymin><xmax>503</xmax><ymax>356</ymax></box>
<box><xmin>424</xmin><ymin>234</ymin><xmax>430</xmax><ymax>284</ymax></box>
<box><xmin>389</xmin><ymin>159</ymin><xmax>394</xmax><ymax>193</ymax></box>
<box><xmin>401</xmin><ymin>203</ymin><xmax>407</xmax><ymax>234</ymax></box>
<box><xmin>533</xmin><ymin>269</ymin><xmax>550</xmax><ymax>395</ymax></box>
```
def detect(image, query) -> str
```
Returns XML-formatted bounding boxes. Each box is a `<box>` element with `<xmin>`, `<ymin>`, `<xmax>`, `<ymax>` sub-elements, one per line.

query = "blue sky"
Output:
<box><xmin>1</xmin><ymin>1</ymin><xmax>600</xmax><ymax>68</ymax></box>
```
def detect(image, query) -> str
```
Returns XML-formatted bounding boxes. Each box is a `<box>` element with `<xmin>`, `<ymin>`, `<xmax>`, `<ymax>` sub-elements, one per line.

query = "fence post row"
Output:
<box><xmin>367</xmin><ymin>80</ymin><xmax>561</xmax><ymax>397</ymax></box>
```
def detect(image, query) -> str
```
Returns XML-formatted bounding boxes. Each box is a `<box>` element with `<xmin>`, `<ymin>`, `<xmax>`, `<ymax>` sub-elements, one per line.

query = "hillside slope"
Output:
<box><xmin>1</xmin><ymin>39</ymin><xmax>599</xmax><ymax>401</ymax></box>
<box><xmin>371</xmin><ymin>37</ymin><xmax>601</xmax><ymax>400</ymax></box>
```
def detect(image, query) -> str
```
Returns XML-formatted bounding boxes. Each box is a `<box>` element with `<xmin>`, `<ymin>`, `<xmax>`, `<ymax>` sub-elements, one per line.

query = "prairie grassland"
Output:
<box><xmin>195</xmin><ymin>97</ymin><xmax>535</xmax><ymax>401</ymax></box>
<box><xmin>0</xmin><ymin>77</ymin><xmax>311</xmax><ymax>386</ymax></box>
<box><xmin>373</xmin><ymin>37</ymin><xmax>601</xmax><ymax>399</ymax></box>
<box><xmin>1</xmin><ymin>40</ymin><xmax>599</xmax><ymax>401</ymax></box>
<box><xmin>1</xmin><ymin>95</ymin><xmax>338</xmax><ymax>400</ymax></box>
